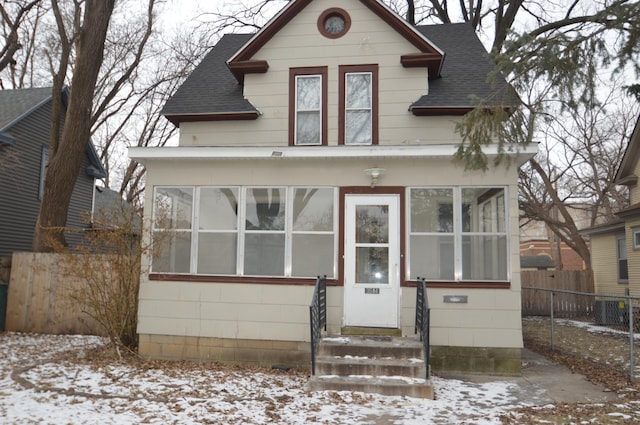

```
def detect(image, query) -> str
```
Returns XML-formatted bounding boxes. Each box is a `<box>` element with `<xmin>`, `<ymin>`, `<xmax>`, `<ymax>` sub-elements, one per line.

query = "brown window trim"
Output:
<box><xmin>289</xmin><ymin>67</ymin><xmax>328</xmax><ymax>146</ymax></box>
<box><xmin>338</xmin><ymin>64</ymin><xmax>379</xmax><ymax>145</ymax></box>
<box><xmin>404</xmin><ymin>280</ymin><xmax>512</xmax><ymax>289</ymax></box>
<box><xmin>150</xmin><ymin>273</ymin><xmax>340</xmax><ymax>286</ymax></box>
<box><xmin>317</xmin><ymin>8</ymin><xmax>351</xmax><ymax>39</ymax></box>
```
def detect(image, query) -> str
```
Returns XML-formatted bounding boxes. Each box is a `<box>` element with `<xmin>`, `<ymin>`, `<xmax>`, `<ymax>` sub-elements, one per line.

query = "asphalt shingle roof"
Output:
<box><xmin>162</xmin><ymin>34</ymin><xmax>257</xmax><ymax>117</ymax></box>
<box><xmin>162</xmin><ymin>22</ymin><xmax>513</xmax><ymax>118</ymax></box>
<box><xmin>413</xmin><ymin>23</ymin><xmax>515</xmax><ymax>108</ymax></box>
<box><xmin>0</xmin><ymin>87</ymin><xmax>53</xmax><ymax>132</ymax></box>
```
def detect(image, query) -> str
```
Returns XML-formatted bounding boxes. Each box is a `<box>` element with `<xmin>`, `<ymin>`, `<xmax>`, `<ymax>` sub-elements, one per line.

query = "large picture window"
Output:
<box><xmin>289</xmin><ymin>67</ymin><xmax>328</xmax><ymax>146</ymax></box>
<box><xmin>409</xmin><ymin>187</ymin><xmax>508</xmax><ymax>282</ymax></box>
<box><xmin>152</xmin><ymin>186</ymin><xmax>336</xmax><ymax>279</ymax></box>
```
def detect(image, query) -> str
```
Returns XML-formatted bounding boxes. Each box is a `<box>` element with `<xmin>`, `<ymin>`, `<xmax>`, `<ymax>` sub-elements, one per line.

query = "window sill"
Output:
<box><xmin>403</xmin><ymin>280</ymin><xmax>511</xmax><ymax>289</ymax></box>
<box><xmin>149</xmin><ymin>273</ymin><xmax>339</xmax><ymax>286</ymax></box>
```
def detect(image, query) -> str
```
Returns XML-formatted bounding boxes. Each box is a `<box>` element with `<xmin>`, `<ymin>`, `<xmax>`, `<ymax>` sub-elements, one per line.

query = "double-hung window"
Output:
<box><xmin>152</xmin><ymin>186</ymin><xmax>336</xmax><ymax>279</ymax></box>
<box><xmin>339</xmin><ymin>64</ymin><xmax>378</xmax><ymax>145</ymax></box>
<box><xmin>409</xmin><ymin>187</ymin><xmax>508</xmax><ymax>282</ymax></box>
<box><xmin>290</xmin><ymin>67</ymin><xmax>327</xmax><ymax>146</ymax></box>
<box><xmin>617</xmin><ymin>235</ymin><xmax>628</xmax><ymax>282</ymax></box>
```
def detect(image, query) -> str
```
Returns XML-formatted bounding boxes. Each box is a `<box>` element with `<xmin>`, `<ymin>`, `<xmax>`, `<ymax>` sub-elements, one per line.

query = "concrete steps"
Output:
<box><xmin>308</xmin><ymin>335</ymin><xmax>433</xmax><ymax>399</ymax></box>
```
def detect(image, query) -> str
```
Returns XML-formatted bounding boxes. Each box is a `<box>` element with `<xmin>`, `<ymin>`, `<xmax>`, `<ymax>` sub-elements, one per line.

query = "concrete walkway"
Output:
<box><xmin>440</xmin><ymin>348</ymin><xmax>618</xmax><ymax>405</ymax></box>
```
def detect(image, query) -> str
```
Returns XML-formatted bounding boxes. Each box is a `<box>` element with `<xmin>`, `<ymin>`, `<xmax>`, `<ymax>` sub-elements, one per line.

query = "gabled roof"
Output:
<box><xmin>615</xmin><ymin>114</ymin><xmax>640</xmax><ymax>186</ymax></box>
<box><xmin>0</xmin><ymin>87</ymin><xmax>52</xmax><ymax>144</ymax></box>
<box><xmin>163</xmin><ymin>21</ymin><xmax>508</xmax><ymax>125</ymax></box>
<box><xmin>0</xmin><ymin>87</ymin><xmax>107</xmax><ymax>179</ymax></box>
<box><xmin>226</xmin><ymin>0</ymin><xmax>445</xmax><ymax>81</ymax></box>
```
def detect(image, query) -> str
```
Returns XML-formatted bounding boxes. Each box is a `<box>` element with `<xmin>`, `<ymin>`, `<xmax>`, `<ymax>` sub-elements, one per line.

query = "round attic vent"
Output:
<box><xmin>318</xmin><ymin>8</ymin><xmax>351</xmax><ymax>39</ymax></box>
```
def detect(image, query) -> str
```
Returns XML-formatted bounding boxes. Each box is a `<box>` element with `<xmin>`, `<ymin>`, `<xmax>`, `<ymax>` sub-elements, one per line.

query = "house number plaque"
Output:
<box><xmin>365</xmin><ymin>288</ymin><xmax>380</xmax><ymax>294</ymax></box>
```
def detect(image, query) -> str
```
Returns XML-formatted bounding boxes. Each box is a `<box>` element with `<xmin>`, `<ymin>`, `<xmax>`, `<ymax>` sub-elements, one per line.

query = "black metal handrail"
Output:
<box><xmin>414</xmin><ymin>277</ymin><xmax>431</xmax><ymax>379</ymax></box>
<box><xmin>309</xmin><ymin>275</ymin><xmax>327</xmax><ymax>375</ymax></box>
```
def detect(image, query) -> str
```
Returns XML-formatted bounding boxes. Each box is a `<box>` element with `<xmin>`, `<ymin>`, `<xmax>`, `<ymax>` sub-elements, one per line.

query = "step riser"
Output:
<box><xmin>319</xmin><ymin>345</ymin><xmax>422</xmax><ymax>359</ymax></box>
<box><xmin>308</xmin><ymin>379</ymin><xmax>434</xmax><ymax>399</ymax></box>
<box><xmin>316</xmin><ymin>362</ymin><xmax>426</xmax><ymax>378</ymax></box>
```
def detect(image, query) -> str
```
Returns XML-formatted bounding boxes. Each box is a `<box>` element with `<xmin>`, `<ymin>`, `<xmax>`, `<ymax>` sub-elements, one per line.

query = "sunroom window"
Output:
<box><xmin>152</xmin><ymin>186</ymin><xmax>336</xmax><ymax>279</ymax></box>
<box><xmin>152</xmin><ymin>187</ymin><xmax>193</xmax><ymax>274</ymax></box>
<box><xmin>409</xmin><ymin>187</ymin><xmax>508</xmax><ymax>282</ymax></box>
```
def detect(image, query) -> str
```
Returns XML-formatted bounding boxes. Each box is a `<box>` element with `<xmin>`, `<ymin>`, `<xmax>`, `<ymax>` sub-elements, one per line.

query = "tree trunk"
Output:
<box><xmin>32</xmin><ymin>0</ymin><xmax>116</xmax><ymax>252</ymax></box>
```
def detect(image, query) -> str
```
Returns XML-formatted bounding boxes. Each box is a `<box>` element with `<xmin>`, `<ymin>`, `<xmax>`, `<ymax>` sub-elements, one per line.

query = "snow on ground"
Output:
<box><xmin>0</xmin><ymin>332</ymin><xmax>530</xmax><ymax>424</ymax></box>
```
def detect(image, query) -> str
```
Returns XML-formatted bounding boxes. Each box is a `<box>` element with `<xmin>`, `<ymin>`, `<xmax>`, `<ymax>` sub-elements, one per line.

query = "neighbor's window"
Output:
<box><xmin>339</xmin><ymin>65</ymin><xmax>378</xmax><ymax>145</ymax></box>
<box><xmin>152</xmin><ymin>186</ymin><xmax>336</xmax><ymax>278</ymax></box>
<box><xmin>290</xmin><ymin>67</ymin><xmax>327</xmax><ymax>146</ymax></box>
<box><xmin>409</xmin><ymin>187</ymin><xmax>508</xmax><ymax>282</ymax></box>
<box><xmin>618</xmin><ymin>235</ymin><xmax>628</xmax><ymax>282</ymax></box>
<box><xmin>38</xmin><ymin>146</ymin><xmax>48</xmax><ymax>200</ymax></box>
<box><xmin>633</xmin><ymin>228</ymin><xmax>640</xmax><ymax>250</ymax></box>
<box><xmin>152</xmin><ymin>187</ymin><xmax>193</xmax><ymax>274</ymax></box>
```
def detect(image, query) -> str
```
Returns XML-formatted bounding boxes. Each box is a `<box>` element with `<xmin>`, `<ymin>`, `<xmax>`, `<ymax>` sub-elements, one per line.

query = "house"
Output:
<box><xmin>519</xmin><ymin>205</ymin><xmax>596</xmax><ymax>270</ymax></box>
<box><xmin>129</xmin><ymin>0</ymin><xmax>536</xmax><ymax>375</ymax></box>
<box><xmin>0</xmin><ymin>87</ymin><xmax>107</xmax><ymax>270</ymax></box>
<box><xmin>585</xmin><ymin>116</ymin><xmax>640</xmax><ymax>296</ymax></box>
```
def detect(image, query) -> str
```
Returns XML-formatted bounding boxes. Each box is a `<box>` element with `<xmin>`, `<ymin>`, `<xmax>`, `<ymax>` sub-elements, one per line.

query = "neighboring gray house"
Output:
<box><xmin>0</xmin><ymin>87</ymin><xmax>106</xmax><ymax>264</ymax></box>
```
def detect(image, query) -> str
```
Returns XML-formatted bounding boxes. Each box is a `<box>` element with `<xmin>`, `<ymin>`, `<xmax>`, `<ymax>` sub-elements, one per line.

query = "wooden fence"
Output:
<box><xmin>5</xmin><ymin>252</ymin><xmax>102</xmax><ymax>335</ymax></box>
<box><xmin>521</xmin><ymin>270</ymin><xmax>594</xmax><ymax>317</ymax></box>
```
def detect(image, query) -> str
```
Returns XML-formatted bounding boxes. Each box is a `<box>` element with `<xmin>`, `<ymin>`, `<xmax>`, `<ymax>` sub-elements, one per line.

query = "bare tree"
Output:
<box><xmin>33</xmin><ymin>0</ymin><xmax>117</xmax><ymax>251</ymax></box>
<box><xmin>0</xmin><ymin>0</ymin><xmax>42</xmax><ymax>81</ymax></box>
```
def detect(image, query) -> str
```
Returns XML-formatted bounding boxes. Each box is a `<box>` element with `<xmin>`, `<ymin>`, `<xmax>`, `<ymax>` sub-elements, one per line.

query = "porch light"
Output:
<box><xmin>364</xmin><ymin>167</ymin><xmax>385</xmax><ymax>188</ymax></box>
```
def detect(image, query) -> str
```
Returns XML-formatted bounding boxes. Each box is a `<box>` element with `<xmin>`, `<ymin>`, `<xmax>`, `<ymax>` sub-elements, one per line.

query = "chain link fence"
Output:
<box><xmin>523</xmin><ymin>287</ymin><xmax>640</xmax><ymax>381</ymax></box>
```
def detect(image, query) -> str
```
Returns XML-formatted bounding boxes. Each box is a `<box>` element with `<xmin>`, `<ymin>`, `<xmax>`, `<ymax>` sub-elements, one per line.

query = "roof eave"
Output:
<box><xmin>164</xmin><ymin>111</ymin><xmax>261</xmax><ymax>126</ymax></box>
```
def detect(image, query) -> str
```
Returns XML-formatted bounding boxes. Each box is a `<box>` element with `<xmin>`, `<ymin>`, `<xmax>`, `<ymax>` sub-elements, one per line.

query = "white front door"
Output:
<box><xmin>344</xmin><ymin>195</ymin><xmax>400</xmax><ymax>328</ymax></box>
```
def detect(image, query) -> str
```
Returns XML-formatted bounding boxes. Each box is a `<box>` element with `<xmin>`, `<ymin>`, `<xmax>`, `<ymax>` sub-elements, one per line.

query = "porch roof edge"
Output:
<box><xmin>128</xmin><ymin>143</ymin><xmax>537</xmax><ymax>166</ymax></box>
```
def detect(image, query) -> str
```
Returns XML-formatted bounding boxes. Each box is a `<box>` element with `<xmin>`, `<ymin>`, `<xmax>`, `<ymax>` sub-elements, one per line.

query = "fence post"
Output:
<box><xmin>629</xmin><ymin>297</ymin><xmax>634</xmax><ymax>381</ymax></box>
<box><xmin>550</xmin><ymin>291</ymin><xmax>555</xmax><ymax>350</ymax></box>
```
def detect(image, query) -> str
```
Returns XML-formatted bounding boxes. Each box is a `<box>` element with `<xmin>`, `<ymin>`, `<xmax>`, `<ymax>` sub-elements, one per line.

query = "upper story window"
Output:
<box><xmin>318</xmin><ymin>8</ymin><xmax>351</xmax><ymax>39</ymax></box>
<box><xmin>289</xmin><ymin>67</ymin><xmax>328</xmax><ymax>146</ymax></box>
<box><xmin>339</xmin><ymin>64</ymin><xmax>378</xmax><ymax>145</ymax></box>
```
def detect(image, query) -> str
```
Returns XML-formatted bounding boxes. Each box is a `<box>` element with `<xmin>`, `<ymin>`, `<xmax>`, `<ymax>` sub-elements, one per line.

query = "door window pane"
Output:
<box><xmin>356</xmin><ymin>247</ymin><xmax>388</xmax><ymax>284</ymax></box>
<box><xmin>356</xmin><ymin>205</ymin><xmax>388</xmax><ymax>243</ymax></box>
